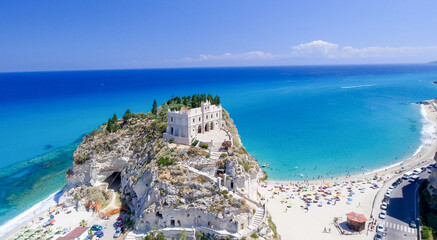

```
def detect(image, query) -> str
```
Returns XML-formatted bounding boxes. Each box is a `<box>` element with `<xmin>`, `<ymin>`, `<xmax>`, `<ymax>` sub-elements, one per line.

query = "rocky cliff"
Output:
<box><xmin>60</xmin><ymin>101</ymin><xmax>278</xmax><ymax>239</ymax></box>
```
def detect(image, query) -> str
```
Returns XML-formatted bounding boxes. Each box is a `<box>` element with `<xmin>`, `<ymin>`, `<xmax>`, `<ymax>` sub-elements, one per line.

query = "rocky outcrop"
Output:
<box><xmin>60</xmin><ymin>102</ymin><xmax>278</xmax><ymax>239</ymax></box>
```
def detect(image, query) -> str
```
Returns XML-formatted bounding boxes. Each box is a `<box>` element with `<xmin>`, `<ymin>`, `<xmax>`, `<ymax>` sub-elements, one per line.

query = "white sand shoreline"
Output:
<box><xmin>260</xmin><ymin>100</ymin><xmax>437</xmax><ymax>240</ymax></box>
<box><xmin>266</xmin><ymin>102</ymin><xmax>436</xmax><ymax>184</ymax></box>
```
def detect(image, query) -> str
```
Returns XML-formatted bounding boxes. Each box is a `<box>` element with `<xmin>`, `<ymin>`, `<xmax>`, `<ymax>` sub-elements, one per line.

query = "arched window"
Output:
<box><xmin>198</xmin><ymin>125</ymin><xmax>202</xmax><ymax>133</ymax></box>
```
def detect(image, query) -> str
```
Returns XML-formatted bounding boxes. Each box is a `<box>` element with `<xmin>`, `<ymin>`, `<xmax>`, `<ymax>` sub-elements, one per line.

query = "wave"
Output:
<box><xmin>341</xmin><ymin>84</ymin><xmax>376</xmax><ymax>89</ymax></box>
<box><xmin>0</xmin><ymin>190</ymin><xmax>62</xmax><ymax>238</ymax></box>
<box><xmin>362</xmin><ymin>104</ymin><xmax>435</xmax><ymax>176</ymax></box>
<box><xmin>419</xmin><ymin>104</ymin><xmax>436</xmax><ymax>147</ymax></box>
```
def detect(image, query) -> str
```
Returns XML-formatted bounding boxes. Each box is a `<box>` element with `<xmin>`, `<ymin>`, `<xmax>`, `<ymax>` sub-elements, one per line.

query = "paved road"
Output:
<box><xmin>91</xmin><ymin>214</ymin><xmax>120</xmax><ymax>240</ymax></box>
<box><xmin>376</xmin><ymin>169</ymin><xmax>430</xmax><ymax>240</ymax></box>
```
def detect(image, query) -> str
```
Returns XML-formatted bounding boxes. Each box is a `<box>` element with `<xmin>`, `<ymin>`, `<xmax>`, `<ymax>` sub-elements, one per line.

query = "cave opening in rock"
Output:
<box><xmin>104</xmin><ymin>171</ymin><xmax>121</xmax><ymax>191</ymax></box>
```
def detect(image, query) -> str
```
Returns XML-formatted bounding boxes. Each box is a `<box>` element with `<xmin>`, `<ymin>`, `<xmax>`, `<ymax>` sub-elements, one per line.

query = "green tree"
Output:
<box><xmin>107</xmin><ymin>113</ymin><xmax>120</xmax><ymax>132</ymax></box>
<box><xmin>123</xmin><ymin>109</ymin><xmax>132</xmax><ymax>120</ymax></box>
<box><xmin>79</xmin><ymin>219</ymin><xmax>87</xmax><ymax>227</ymax></box>
<box><xmin>200</xmin><ymin>93</ymin><xmax>207</xmax><ymax>102</ymax></box>
<box><xmin>213</xmin><ymin>95</ymin><xmax>221</xmax><ymax>105</ymax></box>
<box><xmin>207</xmin><ymin>94</ymin><xmax>213</xmax><ymax>103</ymax></box>
<box><xmin>152</xmin><ymin>99</ymin><xmax>158</xmax><ymax>115</ymax></box>
<box><xmin>106</xmin><ymin>118</ymin><xmax>113</xmax><ymax>132</ymax></box>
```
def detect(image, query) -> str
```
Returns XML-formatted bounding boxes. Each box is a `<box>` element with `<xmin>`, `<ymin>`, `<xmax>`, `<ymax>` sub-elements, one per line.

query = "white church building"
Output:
<box><xmin>163</xmin><ymin>101</ymin><xmax>229</xmax><ymax>145</ymax></box>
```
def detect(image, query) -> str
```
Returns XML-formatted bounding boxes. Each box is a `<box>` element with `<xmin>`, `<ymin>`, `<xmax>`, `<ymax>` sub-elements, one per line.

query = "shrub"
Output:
<box><xmin>169</xmin><ymin>138</ymin><xmax>174</xmax><ymax>143</ymax></box>
<box><xmin>222</xmin><ymin>141</ymin><xmax>232</xmax><ymax>150</ymax></box>
<box><xmin>423</xmin><ymin>226</ymin><xmax>431</xmax><ymax>240</ymax></box>
<box><xmin>200</xmin><ymin>144</ymin><xmax>208</xmax><ymax>149</ymax></box>
<box><xmin>220</xmin><ymin>153</ymin><xmax>227</xmax><ymax>158</ymax></box>
<box><xmin>157</xmin><ymin>157</ymin><xmax>175</xmax><ymax>166</ymax></box>
<box><xmin>206</xmin><ymin>154</ymin><xmax>210</xmax><ymax>158</ymax></box>
<box><xmin>191</xmin><ymin>140</ymin><xmax>199</xmax><ymax>147</ymax></box>
<box><xmin>250</xmin><ymin>233</ymin><xmax>258</xmax><ymax>239</ymax></box>
<box><xmin>268</xmin><ymin>216</ymin><xmax>279</xmax><ymax>239</ymax></box>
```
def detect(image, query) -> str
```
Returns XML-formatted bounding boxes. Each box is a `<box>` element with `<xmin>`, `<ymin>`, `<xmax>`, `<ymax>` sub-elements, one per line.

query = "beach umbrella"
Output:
<box><xmin>50</xmin><ymin>220</ymin><xmax>55</xmax><ymax>224</ymax></box>
<box><xmin>306</xmin><ymin>203</ymin><xmax>311</xmax><ymax>207</ymax></box>
<box><xmin>348</xmin><ymin>197</ymin><xmax>353</xmax><ymax>201</ymax></box>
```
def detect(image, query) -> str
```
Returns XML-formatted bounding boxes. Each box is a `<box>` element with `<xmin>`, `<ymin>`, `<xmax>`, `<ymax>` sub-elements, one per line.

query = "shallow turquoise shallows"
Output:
<box><xmin>0</xmin><ymin>64</ymin><xmax>437</xmax><ymax>229</ymax></box>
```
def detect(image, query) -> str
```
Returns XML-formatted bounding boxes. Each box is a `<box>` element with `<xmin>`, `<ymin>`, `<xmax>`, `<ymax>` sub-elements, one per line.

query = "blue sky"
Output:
<box><xmin>1</xmin><ymin>0</ymin><xmax>437</xmax><ymax>72</ymax></box>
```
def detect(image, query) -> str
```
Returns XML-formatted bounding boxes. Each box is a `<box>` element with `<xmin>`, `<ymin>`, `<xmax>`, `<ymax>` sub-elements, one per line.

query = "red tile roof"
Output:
<box><xmin>57</xmin><ymin>227</ymin><xmax>88</xmax><ymax>240</ymax></box>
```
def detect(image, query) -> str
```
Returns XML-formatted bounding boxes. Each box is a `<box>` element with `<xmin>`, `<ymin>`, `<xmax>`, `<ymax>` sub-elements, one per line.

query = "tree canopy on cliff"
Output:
<box><xmin>106</xmin><ymin>113</ymin><xmax>120</xmax><ymax>132</ymax></box>
<box><xmin>165</xmin><ymin>94</ymin><xmax>220</xmax><ymax>111</ymax></box>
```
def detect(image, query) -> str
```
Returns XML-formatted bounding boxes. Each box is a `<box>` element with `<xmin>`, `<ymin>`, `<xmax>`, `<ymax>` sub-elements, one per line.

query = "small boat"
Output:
<box><xmin>262</xmin><ymin>163</ymin><xmax>269</xmax><ymax>167</ymax></box>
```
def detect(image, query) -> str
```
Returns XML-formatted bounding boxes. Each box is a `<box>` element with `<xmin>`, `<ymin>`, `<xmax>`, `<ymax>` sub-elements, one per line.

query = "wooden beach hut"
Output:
<box><xmin>346</xmin><ymin>212</ymin><xmax>367</xmax><ymax>231</ymax></box>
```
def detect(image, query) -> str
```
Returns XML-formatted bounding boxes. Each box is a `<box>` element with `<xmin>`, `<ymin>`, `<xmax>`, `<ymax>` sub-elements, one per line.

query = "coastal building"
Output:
<box><xmin>163</xmin><ymin>101</ymin><xmax>227</xmax><ymax>145</ymax></box>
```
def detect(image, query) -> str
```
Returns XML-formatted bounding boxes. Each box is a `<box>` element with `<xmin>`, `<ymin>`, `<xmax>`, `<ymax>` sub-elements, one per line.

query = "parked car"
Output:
<box><xmin>374</xmin><ymin>233</ymin><xmax>383</xmax><ymax>240</ymax></box>
<box><xmin>388</xmin><ymin>186</ymin><xmax>394</xmax><ymax>190</ymax></box>
<box><xmin>91</xmin><ymin>225</ymin><xmax>103</xmax><ymax>231</ymax></box>
<box><xmin>385</xmin><ymin>191</ymin><xmax>391</xmax><ymax>198</ymax></box>
<box><xmin>380</xmin><ymin>202</ymin><xmax>388</xmax><ymax>210</ymax></box>
<box><xmin>410</xmin><ymin>220</ymin><xmax>417</xmax><ymax>228</ymax></box>
<box><xmin>95</xmin><ymin>230</ymin><xmax>104</xmax><ymax>238</ymax></box>
<box><xmin>403</xmin><ymin>172</ymin><xmax>413</xmax><ymax>180</ymax></box>
<box><xmin>409</xmin><ymin>175</ymin><xmax>419</xmax><ymax>183</ymax></box>
<box><xmin>116</xmin><ymin>219</ymin><xmax>123</xmax><ymax>227</ymax></box>
<box><xmin>113</xmin><ymin>227</ymin><xmax>121</xmax><ymax>238</ymax></box>
<box><xmin>379</xmin><ymin>210</ymin><xmax>387</xmax><ymax>219</ymax></box>
<box><xmin>413</xmin><ymin>168</ymin><xmax>422</xmax><ymax>175</ymax></box>
<box><xmin>428</xmin><ymin>163</ymin><xmax>435</xmax><ymax>169</ymax></box>
<box><xmin>376</xmin><ymin>223</ymin><xmax>384</xmax><ymax>233</ymax></box>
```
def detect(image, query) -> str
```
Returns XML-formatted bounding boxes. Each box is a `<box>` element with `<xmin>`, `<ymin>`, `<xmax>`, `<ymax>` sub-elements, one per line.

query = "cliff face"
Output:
<box><xmin>60</xmin><ymin>106</ymin><xmax>277</xmax><ymax>239</ymax></box>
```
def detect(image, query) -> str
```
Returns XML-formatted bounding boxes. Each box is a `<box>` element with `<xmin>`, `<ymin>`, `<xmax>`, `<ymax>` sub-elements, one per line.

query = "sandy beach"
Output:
<box><xmin>3</xmin><ymin>102</ymin><xmax>436</xmax><ymax>240</ymax></box>
<box><xmin>259</xmin><ymin>101</ymin><xmax>437</xmax><ymax>240</ymax></box>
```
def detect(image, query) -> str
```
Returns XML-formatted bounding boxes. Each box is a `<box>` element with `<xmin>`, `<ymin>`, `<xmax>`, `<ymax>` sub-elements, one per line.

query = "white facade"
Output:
<box><xmin>163</xmin><ymin>101</ymin><xmax>224</xmax><ymax>145</ymax></box>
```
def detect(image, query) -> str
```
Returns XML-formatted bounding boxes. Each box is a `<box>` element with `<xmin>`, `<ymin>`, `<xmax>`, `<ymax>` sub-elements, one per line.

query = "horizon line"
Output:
<box><xmin>0</xmin><ymin>61</ymin><xmax>435</xmax><ymax>74</ymax></box>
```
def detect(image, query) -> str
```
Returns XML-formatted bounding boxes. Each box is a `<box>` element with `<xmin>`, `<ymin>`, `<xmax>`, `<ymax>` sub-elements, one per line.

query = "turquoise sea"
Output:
<box><xmin>0</xmin><ymin>64</ymin><xmax>437</xmax><ymax>234</ymax></box>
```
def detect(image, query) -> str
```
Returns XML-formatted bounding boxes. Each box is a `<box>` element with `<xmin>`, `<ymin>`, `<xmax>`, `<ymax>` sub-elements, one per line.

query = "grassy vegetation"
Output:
<box><xmin>191</xmin><ymin>140</ymin><xmax>199</xmax><ymax>147</ymax></box>
<box><xmin>239</xmin><ymin>161</ymin><xmax>250</xmax><ymax>172</ymax></box>
<box><xmin>268</xmin><ymin>216</ymin><xmax>279</xmax><ymax>239</ymax></box>
<box><xmin>157</xmin><ymin>157</ymin><xmax>175</xmax><ymax>166</ymax></box>
<box><xmin>250</xmin><ymin>233</ymin><xmax>259</xmax><ymax>239</ymax></box>
<box><xmin>200</xmin><ymin>144</ymin><xmax>208</xmax><ymax>149</ymax></box>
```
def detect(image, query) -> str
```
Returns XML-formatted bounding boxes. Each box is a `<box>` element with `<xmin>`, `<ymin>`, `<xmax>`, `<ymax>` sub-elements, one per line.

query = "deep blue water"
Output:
<box><xmin>0</xmin><ymin>64</ymin><xmax>437</xmax><ymax>228</ymax></box>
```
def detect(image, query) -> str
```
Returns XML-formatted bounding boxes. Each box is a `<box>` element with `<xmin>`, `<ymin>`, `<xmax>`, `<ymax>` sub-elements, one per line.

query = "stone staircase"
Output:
<box><xmin>247</xmin><ymin>207</ymin><xmax>265</xmax><ymax>231</ymax></box>
<box><xmin>210</xmin><ymin>151</ymin><xmax>222</xmax><ymax>160</ymax></box>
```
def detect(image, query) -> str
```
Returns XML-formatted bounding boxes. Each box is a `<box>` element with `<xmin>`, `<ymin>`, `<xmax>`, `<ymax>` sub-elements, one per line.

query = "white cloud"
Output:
<box><xmin>170</xmin><ymin>40</ymin><xmax>437</xmax><ymax>66</ymax></box>
<box><xmin>291</xmin><ymin>40</ymin><xmax>339</xmax><ymax>58</ymax></box>
<box><xmin>181</xmin><ymin>51</ymin><xmax>273</xmax><ymax>63</ymax></box>
<box><xmin>290</xmin><ymin>40</ymin><xmax>437</xmax><ymax>59</ymax></box>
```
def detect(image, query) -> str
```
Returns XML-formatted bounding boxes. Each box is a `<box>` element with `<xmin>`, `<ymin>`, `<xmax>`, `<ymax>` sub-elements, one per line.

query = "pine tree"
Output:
<box><xmin>214</xmin><ymin>95</ymin><xmax>221</xmax><ymax>105</ymax></box>
<box><xmin>200</xmin><ymin>93</ymin><xmax>207</xmax><ymax>102</ymax></box>
<box><xmin>106</xmin><ymin>113</ymin><xmax>120</xmax><ymax>132</ymax></box>
<box><xmin>152</xmin><ymin>99</ymin><xmax>158</xmax><ymax>115</ymax></box>
<box><xmin>123</xmin><ymin>109</ymin><xmax>132</xmax><ymax>120</ymax></box>
<box><xmin>106</xmin><ymin>118</ymin><xmax>113</xmax><ymax>132</ymax></box>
